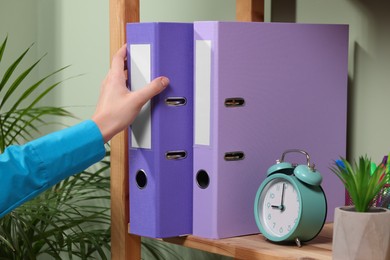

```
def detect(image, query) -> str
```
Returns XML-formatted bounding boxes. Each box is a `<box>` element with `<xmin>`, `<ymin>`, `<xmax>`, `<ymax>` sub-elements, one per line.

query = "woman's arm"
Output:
<box><xmin>0</xmin><ymin>45</ymin><xmax>169</xmax><ymax>217</ymax></box>
<box><xmin>0</xmin><ymin>120</ymin><xmax>105</xmax><ymax>217</ymax></box>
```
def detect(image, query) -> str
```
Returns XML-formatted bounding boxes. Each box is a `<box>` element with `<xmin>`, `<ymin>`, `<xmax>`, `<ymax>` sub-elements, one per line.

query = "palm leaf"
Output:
<box><xmin>3</xmin><ymin>107</ymin><xmax>74</xmax><ymax>146</ymax></box>
<box><xmin>0</xmin><ymin>54</ymin><xmax>45</xmax><ymax>110</ymax></box>
<box><xmin>0</xmin><ymin>39</ymin><xmax>33</xmax><ymax>93</ymax></box>
<box><xmin>0</xmin><ymin>37</ymin><xmax>74</xmax><ymax>153</ymax></box>
<box><xmin>0</xmin><ymin>36</ymin><xmax>7</xmax><ymax>64</ymax></box>
<box><xmin>2</xmin><ymin>64</ymin><xmax>70</xmax><ymax>114</ymax></box>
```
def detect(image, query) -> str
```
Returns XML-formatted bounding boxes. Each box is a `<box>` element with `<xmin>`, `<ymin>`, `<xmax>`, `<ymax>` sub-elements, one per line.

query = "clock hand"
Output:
<box><xmin>271</xmin><ymin>205</ymin><xmax>285</xmax><ymax>210</ymax></box>
<box><xmin>271</xmin><ymin>183</ymin><xmax>286</xmax><ymax>211</ymax></box>
<box><xmin>280</xmin><ymin>183</ymin><xmax>285</xmax><ymax>207</ymax></box>
<box><xmin>280</xmin><ymin>183</ymin><xmax>286</xmax><ymax>211</ymax></box>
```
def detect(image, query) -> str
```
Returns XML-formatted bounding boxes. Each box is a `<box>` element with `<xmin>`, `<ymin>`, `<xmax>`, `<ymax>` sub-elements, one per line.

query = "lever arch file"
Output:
<box><xmin>193</xmin><ymin>21</ymin><xmax>349</xmax><ymax>239</ymax></box>
<box><xmin>127</xmin><ymin>22</ymin><xmax>194</xmax><ymax>238</ymax></box>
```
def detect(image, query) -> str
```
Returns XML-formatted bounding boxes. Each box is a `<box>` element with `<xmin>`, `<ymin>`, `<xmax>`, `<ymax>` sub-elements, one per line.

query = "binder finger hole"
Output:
<box><xmin>224</xmin><ymin>151</ymin><xmax>245</xmax><ymax>161</ymax></box>
<box><xmin>165</xmin><ymin>97</ymin><xmax>187</xmax><ymax>106</ymax></box>
<box><xmin>224</xmin><ymin>97</ymin><xmax>245</xmax><ymax>107</ymax></box>
<box><xmin>135</xmin><ymin>170</ymin><xmax>147</xmax><ymax>189</ymax></box>
<box><xmin>166</xmin><ymin>150</ymin><xmax>187</xmax><ymax>160</ymax></box>
<box><xmin>196</xmin><ymin>170</ymin><xmax>210</xmax><ymax>189</ymax></box>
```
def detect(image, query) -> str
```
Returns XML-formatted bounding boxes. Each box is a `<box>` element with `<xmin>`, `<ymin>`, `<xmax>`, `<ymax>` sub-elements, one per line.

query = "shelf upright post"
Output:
<box><xmin>109</xmin><ymin>0</ymin><xmax>140</xmax><ymax>259</ymax></box>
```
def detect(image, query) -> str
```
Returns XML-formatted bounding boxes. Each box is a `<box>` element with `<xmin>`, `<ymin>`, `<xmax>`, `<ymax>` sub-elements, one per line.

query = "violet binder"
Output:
<box><xmin>193</xmin><ymin>21</ymin><xmax>349</xmax><ymax>239</ymax></box>
<box><xmin>127</xmin><ymin>22</ymin><xmax>193</xmax><ymax>238</ymax></box>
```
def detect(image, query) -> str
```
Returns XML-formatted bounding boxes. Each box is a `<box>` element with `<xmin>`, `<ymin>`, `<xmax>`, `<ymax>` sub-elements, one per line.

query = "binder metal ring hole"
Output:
<box><xmin>224</xmin><ymin>151</ymin><xmax>245</xmax><ymax>161</ymax></box>
<box><xmin>165</xmin><ymin>97</ymin><xmax>187</xmax><ymax>106</ymax></box>
<box><xmin>165</xmin><ymin>150</ymin><xmax>187</xmax><ymax>160</ymax></box>
<box><xmin>196</xmin><ymin>170</ymin><xmax>210</xmax><ymax>189</ymax></box>
<box><xmin>224</xmin><ymin>97</ymin><xmax>245</xmax><ymax>107</ymax></box>
<box><xmin>135</xmin><ymin>170</ymin><xmax>147</xmax><ymax>189</ymax></box>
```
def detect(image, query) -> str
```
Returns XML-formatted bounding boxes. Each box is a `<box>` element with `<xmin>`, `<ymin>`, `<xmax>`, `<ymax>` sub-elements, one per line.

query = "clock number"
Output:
<box><xmin>267</xmin><ymin>202</ymin><xmax>271</xmax><ymax>208</ymax></box>
<box><xmin>279</xmin><ymin>227</ymin><xmax>283</xmax><ymax>233</ymax></box>
<box><xmin>288</xmin><ymin>225</ymin><xmax>291</xmax><ymax>231</ymax></box>
<box><xmin>270</xmin><ymin>193</ymin><xmax>275</xmax><ymax>199</ymax></box>
<box><xmin>267</xmin><ymin>213</ymin><xmax>272</xmax><ymax>220</ymax></box>
<box><xmin>273</xmin><ymin>222</ymin><xmax>276</xmax><ymax>228</ymax></box>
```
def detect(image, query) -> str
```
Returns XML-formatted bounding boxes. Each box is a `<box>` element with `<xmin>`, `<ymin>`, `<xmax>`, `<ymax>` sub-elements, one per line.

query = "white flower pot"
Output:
<box><xmin>333</xmin><ymin>206</ymin><xmax>390</xmax><ymax>260</ymax></box>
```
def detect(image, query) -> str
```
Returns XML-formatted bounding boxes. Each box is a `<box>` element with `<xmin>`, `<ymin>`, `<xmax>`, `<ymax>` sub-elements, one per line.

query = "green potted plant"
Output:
<box><xmin>0</xmin><ymin>36</ymin><xmax>111</xmax><ymax>259</ymax></box>
<box><xmin>330</xmin><ymin>155</ymin><xmax>390</xmax><ymax>260</ymax></box>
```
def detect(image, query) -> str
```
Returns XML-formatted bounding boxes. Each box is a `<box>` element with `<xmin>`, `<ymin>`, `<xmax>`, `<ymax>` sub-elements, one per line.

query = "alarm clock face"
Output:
<box><xmin>257</xmin><ymin>177</ymin><xmax>300</xmax><ymax>238</ymax></box>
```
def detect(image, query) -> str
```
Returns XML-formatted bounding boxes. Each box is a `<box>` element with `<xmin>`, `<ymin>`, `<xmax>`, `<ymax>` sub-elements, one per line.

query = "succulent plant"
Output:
<box><xmin>331</xmin><ymin>155</ymin><xmax>390</xmax><ymax>212</ymax></box>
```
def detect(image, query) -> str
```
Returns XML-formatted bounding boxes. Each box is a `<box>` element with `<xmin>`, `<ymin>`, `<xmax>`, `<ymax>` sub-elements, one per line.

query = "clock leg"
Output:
<box><xmin>295</xmin><ymin>237</ymin><xmax>302</xmax><ymax>247</ymax></box>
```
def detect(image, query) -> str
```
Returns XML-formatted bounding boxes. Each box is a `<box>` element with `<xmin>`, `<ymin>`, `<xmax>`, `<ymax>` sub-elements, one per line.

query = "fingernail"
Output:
<box><xmin>160</xmin><ymin>77</ymin><xmax>169</xmax><ymax>87</ymax></box>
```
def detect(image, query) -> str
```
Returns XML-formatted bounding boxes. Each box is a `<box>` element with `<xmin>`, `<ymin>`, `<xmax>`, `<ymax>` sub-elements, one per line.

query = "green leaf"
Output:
<box><xmin>4</xmin><ymin>64</ymin><xmax>70</xmax><ymax>115</ymax></box>
<box><xmin>0</xmin><ymin>42</ymin><xmax>34</xmax><ymax>93</ymax></box>
<box><xmin>0</xmin><ymin>36</ymin><xmax>7</xmax><ymax>65</ymax></box>
<box><xmin>0</xmin><ymin>54</ymin><xmax>46</xmax><ymax>110</ymax></box>
<box><xmin>331</xmin><ymin>155</ymin><xmax>390</xmax><ymax>212</ymax></box>
<box><xmin>0</xmin><ymin>234</ymin><xmax>15</xmax><ymax>252</ymax></box>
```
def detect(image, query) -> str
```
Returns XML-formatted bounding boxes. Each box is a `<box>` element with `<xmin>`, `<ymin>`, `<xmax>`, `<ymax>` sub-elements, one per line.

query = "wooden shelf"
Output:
<box><xmin>162</xmin><ymin>223</ymin><xmax>333</xmax><ymax>260</ymax></box>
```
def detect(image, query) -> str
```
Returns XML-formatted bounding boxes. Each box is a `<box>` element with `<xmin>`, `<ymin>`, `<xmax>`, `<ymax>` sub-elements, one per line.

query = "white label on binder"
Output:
<box><xmin>130</xmin><ymin>44</ymin><xmax>152</xmax><ymax>149</ymax></box>
<box><xmin>195</xmin><ymin>40</ymin><xmax>211</xmax><ymax>145</ymax></box>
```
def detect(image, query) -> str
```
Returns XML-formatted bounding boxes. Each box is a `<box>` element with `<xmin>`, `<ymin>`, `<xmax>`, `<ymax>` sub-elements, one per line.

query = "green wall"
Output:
<box><xmin>0</xmin><ymin>0</ymin><xmax>109</xmax><ymax>133</ymax></box>
<box><xmin>0</xmin><ymin>0</ymin><xmax>39</xmax><ymax>113</ymax></box>
<box><xmin>140</xmin><ymin>0</ymin><xmax>235</xmax><ymax>22</ymax></box>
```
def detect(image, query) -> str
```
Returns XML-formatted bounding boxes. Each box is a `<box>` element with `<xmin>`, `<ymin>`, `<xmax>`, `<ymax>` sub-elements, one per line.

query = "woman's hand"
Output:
<box><xmin>92</xmin><ymin>44</ymin><xmax>169</xmax><ymax>142</ymax></box>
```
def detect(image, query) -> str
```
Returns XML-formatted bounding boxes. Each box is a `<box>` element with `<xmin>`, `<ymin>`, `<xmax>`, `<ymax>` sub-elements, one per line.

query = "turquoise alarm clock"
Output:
<box><xmin>254</xmin><ymin>149</ymin><xmax>327</xmax><ymax>247</ymax></box>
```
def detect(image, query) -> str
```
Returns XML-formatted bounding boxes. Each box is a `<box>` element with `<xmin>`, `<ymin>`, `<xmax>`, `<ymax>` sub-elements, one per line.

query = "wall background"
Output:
<box><xmin>0</xmin><ymin>0</ymin><xmax>109</xmax><ymax>135</ymax></box>
<box><xmin>292</xmin><ymin>0</ymin><xmax>390</xmax><ymax>169</ymax></box>
<box><xmin>269</xmin><ymin>0</ymin><xmax>390</xmax><ymax>162</ymax></box>
<box><xmin>1</xmin><ymin>0</ymin><xmax>390</xmax><ymax>258</ymax></box>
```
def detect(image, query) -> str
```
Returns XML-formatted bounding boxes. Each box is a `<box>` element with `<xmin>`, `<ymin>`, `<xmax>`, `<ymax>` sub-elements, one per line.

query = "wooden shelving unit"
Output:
<box><xmin>108</xmin><ymin>1</ymin><xmax>332</xmax><ymax>259</ymax></box>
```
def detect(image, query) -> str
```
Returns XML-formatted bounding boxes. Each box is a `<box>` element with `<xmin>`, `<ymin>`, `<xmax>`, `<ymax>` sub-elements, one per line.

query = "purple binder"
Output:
<box><xmin>193</xmin><ymin>22</ymin><xmax>349</xmax><ymax>239</ymax></box>
<box><xmin>127</xmin><ymin>23</ymin><xmax>193</xmax><ymax>238</ymax></box>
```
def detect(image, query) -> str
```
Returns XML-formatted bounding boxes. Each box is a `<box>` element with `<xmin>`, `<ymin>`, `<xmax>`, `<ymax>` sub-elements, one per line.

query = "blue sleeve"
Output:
<box><xmin>0</xmin><ymin>120</ymin><xmax>106</xmax><ymax>218</ymax></box>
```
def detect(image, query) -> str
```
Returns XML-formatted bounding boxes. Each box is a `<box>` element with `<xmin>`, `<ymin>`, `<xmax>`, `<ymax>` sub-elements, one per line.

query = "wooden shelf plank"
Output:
<box><xmin>163</xmin><ymin>224</ymin><xmax>333</xmax><ymax>260</ymax></box>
